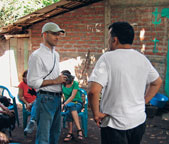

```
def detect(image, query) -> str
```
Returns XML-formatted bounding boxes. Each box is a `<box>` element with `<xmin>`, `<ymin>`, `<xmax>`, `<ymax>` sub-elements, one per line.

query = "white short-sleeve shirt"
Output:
<box><xmin>89</xmin><ymin>49</ymin><xmax>159</xmax><ymax>130</ymax></box>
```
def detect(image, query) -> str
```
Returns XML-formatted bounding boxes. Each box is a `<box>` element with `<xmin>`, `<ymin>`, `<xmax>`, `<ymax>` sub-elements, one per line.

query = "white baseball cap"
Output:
<box><xmin>41</xmin><ymin>22</ymin><xmax>65</xmax><ymax>33</ymax></box>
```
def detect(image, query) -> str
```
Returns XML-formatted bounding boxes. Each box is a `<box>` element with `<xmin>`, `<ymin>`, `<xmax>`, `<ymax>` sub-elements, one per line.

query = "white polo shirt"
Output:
<box><xmin>89</xmin><ymin>49</ymin><xmax>159</xmax><ymax>130</ymax></box>
<box><xmin>27</xmin><ymin>43</ymin><xmax>61</xmax><ymax>92</ymax></box>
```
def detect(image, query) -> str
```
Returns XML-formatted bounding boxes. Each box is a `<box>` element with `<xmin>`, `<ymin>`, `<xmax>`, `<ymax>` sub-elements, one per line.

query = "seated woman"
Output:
<box><xmin>18</xmin><ymin>70</ymin><xmax>36</xmax><ymax>134</ymax></box>
<box><xmin>61</xmin><ymin>70</ymin><xmax>84</xmax><ymax>142</ymax></box>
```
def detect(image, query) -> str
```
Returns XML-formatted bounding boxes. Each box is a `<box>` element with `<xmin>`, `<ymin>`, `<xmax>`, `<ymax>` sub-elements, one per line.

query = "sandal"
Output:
<box><xmin>64</xmin><ymin>133</ymin><xmax>74</xmax><ymax>142</ymax></box>
<box><xmin>77</xmin><ymin>129</ymin><xmax>84</xmax><ymax>140</ymax></box>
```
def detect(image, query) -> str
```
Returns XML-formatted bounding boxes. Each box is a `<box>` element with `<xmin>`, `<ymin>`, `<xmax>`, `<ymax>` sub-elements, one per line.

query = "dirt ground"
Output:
<box><xmin>7</xmin><ymin>104</ymin><xmax>169</xmax><ymax>144</ymax></box>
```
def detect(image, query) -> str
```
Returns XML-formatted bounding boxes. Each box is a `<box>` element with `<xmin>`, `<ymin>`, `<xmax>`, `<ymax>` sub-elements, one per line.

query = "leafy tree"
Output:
<box><xmin>0</xmin><ymin>0</ymin><xmax>60</xmax><ymax>28</ymax></box>
<box><xmin>42</xmin><ymin>0</ymin><xmax>59</xmax><ymax>6</ymax></box>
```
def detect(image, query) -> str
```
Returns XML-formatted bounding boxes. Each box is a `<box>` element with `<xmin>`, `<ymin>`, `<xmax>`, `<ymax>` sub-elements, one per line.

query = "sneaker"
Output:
<box><xmin>24</xmin><ymin>120</ymin><xmax>35</xmax><ymax>135</ymax></box>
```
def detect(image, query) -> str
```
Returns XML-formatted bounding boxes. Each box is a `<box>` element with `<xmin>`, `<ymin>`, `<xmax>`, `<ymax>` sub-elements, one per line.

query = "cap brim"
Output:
<box><xmin>51</xmin><ymin>29</ymin><xmax>65</xmax><ymax>33</ymax></box>
<box><xmin>59</xmin><ymin>30</ymin><xmax>65</xmax><ymax>33</ymax></box>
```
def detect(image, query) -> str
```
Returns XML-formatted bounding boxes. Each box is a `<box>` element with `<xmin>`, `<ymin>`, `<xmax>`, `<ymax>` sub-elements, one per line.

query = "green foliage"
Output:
<box><xmin>42</xmin><ymin>0</ymin><xmax>59</xmax><ymax>6</ymax></box>
<box><xmin>0</xmin><ymin>0</ymin><xmax>60</xmax><ymax>28</ymax></box>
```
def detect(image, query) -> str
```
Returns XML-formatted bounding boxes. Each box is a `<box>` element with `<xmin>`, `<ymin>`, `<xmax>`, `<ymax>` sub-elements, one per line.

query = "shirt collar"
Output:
<box><xmin>40</xmin><ymin>43</ymin><xmax>55</xmax><ymax>53</ymax></box>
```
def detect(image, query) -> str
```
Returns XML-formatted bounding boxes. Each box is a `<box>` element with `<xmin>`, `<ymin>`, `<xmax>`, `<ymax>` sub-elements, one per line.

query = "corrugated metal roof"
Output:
<box><xmin>0</xmin><ymin>0</ymin><xmax>102</xmax><ymax>35</ymax></box>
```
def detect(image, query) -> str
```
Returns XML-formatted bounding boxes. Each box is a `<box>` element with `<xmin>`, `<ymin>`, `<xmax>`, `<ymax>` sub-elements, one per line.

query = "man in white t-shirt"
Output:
<box><xmin>88</xmin><ymin>22</ymin><xmax>162</xmax><ymax>144</ymax></box>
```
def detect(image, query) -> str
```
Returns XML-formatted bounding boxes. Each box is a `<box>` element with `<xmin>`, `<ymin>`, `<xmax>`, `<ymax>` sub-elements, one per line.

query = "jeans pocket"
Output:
<box><xmin>41</xmin><ymin>95</ymin><xmax>55</xmax><ymax>103</ymax></box>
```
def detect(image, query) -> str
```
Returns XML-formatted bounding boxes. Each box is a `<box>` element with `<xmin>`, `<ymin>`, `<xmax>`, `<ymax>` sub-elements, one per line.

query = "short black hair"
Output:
<box><xmin>108</xmin><ymin>22</ymin><xmax>134</xmax><ymax>44</ymax></box>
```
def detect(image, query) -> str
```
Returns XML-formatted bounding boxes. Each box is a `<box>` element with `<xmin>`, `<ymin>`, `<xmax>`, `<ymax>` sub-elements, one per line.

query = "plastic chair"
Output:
<box><xmin>17</xmin><ymin>95</ymin><xmax>31</xmax><ymax>129</ymax></box>
<box><xmin>0</xmin><ymin>85</ymin><xmax>19</xmax><ymax>127</ymax></box>
<box><xmin>61</xmin><ymin>88</ymin><xmax>88</xmax><ymax>137</ymax></box>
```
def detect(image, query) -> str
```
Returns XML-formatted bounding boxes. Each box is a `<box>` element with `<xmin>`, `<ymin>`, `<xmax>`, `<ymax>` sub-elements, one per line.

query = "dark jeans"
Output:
<box><xmin>101</xmin><ymin>122</ymin><xmax>146</xmax><ymax>144</ymax></box>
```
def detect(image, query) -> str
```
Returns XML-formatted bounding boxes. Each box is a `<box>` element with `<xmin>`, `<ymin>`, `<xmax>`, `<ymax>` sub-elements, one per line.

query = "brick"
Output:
<box><xmin>5</xmin><ymin>0</ymin><xmax>167</xmax><ymax>92</ymax></box>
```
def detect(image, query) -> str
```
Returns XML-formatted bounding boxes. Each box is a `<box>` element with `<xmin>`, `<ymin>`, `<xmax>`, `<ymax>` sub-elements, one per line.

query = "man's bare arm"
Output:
<box><xmin>145</xmin><ymin>77</ymin><xmax>162</xmax><ymax>104</ymax></box>
<box><xmin>88</xmin><ymin>82</ymin><xmax>107</xmax><ymax>126</ymax></box>
<box><xmin>40</xmin><ymin>75</ymin><xmax>67</xmax><ymax>87</ymax></box>
<box><xmin>88</xmin><ymin>82</ymin><xmax>102</xmax><ymax>116</ymax></box>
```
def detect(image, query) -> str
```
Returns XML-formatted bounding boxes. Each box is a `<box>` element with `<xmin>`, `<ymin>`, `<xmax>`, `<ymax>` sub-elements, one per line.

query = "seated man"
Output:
<box><xmin>18</xmin><ymin>70</ymin><xmax>36</xmax><ymax>134</ymax></box>
<box><xmin>61</xmin><ymin>70</ymin><xmax>84</xmax><ymax>142</ymax></box>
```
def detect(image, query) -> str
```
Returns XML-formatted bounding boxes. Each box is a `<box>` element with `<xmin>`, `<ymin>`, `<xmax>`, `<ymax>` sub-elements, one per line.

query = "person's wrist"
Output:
<box><xmin>26</xmin><ymin>103</ymin><xmax>31</xmax><ymax>107</ymax></box>
<box><xmin>63</xmin><ymin>103</ymin><xmax>66</xmax><ymax>107</ymax></box>
<box><xmin>53</xmin><ymin>78</ymin><xmax>58</xmax><ymax>85</ymax></box>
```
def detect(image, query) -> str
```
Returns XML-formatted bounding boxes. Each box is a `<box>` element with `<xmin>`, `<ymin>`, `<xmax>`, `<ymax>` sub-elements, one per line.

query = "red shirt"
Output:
<box><xmin>18</xmin><ymin>81</ymin><xmax>36</xmax><ymax>103</ymax></box>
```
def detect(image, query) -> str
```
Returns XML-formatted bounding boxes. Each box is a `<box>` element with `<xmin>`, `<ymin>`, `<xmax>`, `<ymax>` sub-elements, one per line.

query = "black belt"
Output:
<box><xmin>38</xmin><ymin>90</ymin><xmax>62</xmax><ymax>96</ymax></box>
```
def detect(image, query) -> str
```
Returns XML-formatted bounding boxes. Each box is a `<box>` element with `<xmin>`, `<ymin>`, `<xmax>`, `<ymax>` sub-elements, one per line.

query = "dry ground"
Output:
<box><xmin>7</xmin><ymin>104</ymin><xmax>169</xmax><ymax>144</ymax></box>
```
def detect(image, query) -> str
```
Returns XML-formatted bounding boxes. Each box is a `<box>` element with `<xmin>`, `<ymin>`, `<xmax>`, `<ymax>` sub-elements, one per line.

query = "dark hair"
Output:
<box><xmin>0</xmin><ymin>96</ymin><xmax>11</xmax><ymax>107</ymax></box>
<box><xmin>108</xmin><ymin>22</ymin><xmax>134</xmax><ymax>44</ymax></box>
<box><xmin>61</xmin><ymin>70</ymin><xmax>74</xmax><ymax>85</ymax></box>
<box><xmin>61</xmin><ymin>70</ymin><xmax>71</xmax><ymax>75</ymax></box>
<box><xmin>22</xmin><ymin>70</ymin><xmax>28</xmax><ymax>78</ymax></box>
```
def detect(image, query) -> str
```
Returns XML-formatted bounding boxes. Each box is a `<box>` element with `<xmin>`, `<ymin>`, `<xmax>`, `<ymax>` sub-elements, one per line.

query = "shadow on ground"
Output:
<box><xmin>8</xmin><ymin>103</ymin><xmax>169</xmax><ymax>144</ymax></box>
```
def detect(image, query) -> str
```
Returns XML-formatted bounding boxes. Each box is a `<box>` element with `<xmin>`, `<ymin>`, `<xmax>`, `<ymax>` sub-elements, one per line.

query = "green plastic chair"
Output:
<box><xmin>17</xmin><ymin>95</ymin><xmax>31</xmax><ymax>129</ymax></box>
<box><xmin>0</xmin><ymin>85</ymin><xmax>19</xmax><ymax>127</ymax></box>
<box><xmin>61</xmin><ymin>88</ymin><xmax>88</xmax><ymax>137</ymax></box>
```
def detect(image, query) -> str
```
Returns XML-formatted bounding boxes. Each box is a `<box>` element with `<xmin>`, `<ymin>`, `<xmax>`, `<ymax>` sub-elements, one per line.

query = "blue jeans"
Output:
<box><xmin>35</xmin><ymin>92</ymin><xmax>61</xmax><ymax>144</ymax></box>
<box><xmin>30</xmin><ymin>100</ymin><xmax>36</xmax><ymax>121</ymax></box>
<box><xmin>65</xmin><ymin>102</ymin><xmax>82</xmax><ymax>122</ymax></box>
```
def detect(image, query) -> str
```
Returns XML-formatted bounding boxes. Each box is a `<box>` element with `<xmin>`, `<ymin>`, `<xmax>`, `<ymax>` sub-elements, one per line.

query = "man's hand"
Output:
<box><xmin>54</xmin><ymin>74</ymin><xmax>67</xmax><ymax>84</ymax></box>
<box><xmin>94</xmin><ymin>112</ymin><xmax>108</xmax><ymax>127</ymax></box>
<box><xmin>1</xmin><ymin>109</ymin><xmax>14</xmax><ymax>117</ymax></box>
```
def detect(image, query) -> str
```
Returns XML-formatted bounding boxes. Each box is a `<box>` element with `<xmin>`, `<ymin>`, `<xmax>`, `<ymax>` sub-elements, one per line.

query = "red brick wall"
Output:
<box><xmin>110</xmin><ymin>5</ymin><xmax>168</xmax><ymax>92</ymax></box>
<box><xmin>30</xmin><ymin>1</ymin><xmax>105</xmax><ymax>87</ymax></box>
<box><xmin>111</xmin><ymin>6</ymin><xmax>168</xmax><ymax>55</ymax></box>
<box><xmin>30</xmin><ymin>1</ymin><xmax>168</xmax><ymax>90</ymax></box>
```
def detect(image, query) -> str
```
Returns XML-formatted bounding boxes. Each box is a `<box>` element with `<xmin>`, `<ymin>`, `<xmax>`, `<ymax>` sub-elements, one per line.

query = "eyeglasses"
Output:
<box><xmin>46</xmin><ymin>31</ymin><xmax>62</xmax><ymax>36</ymax></box>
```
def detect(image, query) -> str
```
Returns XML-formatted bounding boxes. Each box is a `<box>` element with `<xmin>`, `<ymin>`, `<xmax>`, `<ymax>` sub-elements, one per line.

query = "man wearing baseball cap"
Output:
<box><xmin>27</xmin><ymin>22</ymin><xmax>67</xmax><ymax>144</ymax></box>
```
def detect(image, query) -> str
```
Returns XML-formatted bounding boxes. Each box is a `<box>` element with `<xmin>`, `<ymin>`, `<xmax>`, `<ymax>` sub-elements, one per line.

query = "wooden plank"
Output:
<box><xmin>9</xmin><ymin>38</ymin><xmax>18</xmax><ymax>86</ymax></box>
<box><xmin>24</xmin><ymin>38</ymin><xmax>29</xmax><ymax>70</ymax></box>
<box><xmin>17</xmin><ymin>38</ymin><xmax>22</xmax><ymax>81</ymax></box>
<box><xmin>5</xmin><ymin>34</ymin><xmax>29</xmax><ymax>40</ymax></box>
<box><xmin>10</xmin><ymin>38</ymin><xmax>18</xmax><ymax>66</ymax></box>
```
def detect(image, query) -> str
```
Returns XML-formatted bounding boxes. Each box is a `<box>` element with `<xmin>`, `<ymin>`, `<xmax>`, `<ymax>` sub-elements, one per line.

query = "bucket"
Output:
<box><xmin>150</xmin><ymin>93</ymin><xmax>169</xmax><ymax>108</ymax></box>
